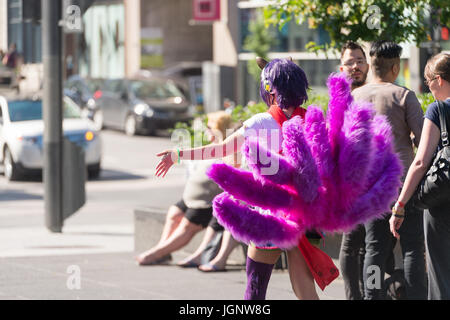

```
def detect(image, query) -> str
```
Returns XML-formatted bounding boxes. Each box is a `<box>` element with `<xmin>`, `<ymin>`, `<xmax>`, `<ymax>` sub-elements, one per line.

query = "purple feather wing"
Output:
<box><xmin>303</xmin><ymin>105</ymin><xmax>334</xmax><ymax>180</ymax></box>
<box><xmin>327</xmin><ymin>73</ymin><xmax>354</xmax><ymax>159</ymax></box>
<box><xmin>337</xmin><ymin>101</ymin><xmax>374</xmax><ymax>210</ymax></box>
<box><xmin>212</xmin><ymin>192</ymin><xmax>304</xmax><ymax>249</ymax></box>
<box><xmin>282</xmin><ymin>116</ymin><xmax>320</xmax><ymax>202</ymax></box>
<box><xmin>206</xmin><ymin>163</ymin><xmax>293</xmax><ymax>213</ymax></box>
<box><xmin>243</xmin><ymin>137</ymin><xmax>296</xmax><ymax>186</ymax></box>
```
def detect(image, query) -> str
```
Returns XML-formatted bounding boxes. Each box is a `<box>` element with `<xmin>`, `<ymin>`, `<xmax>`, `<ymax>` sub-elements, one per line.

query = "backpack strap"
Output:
<box><xmin>437</xmin><ymin>101</ymin><xmax>449</xmax><ymax>147</ymax></box>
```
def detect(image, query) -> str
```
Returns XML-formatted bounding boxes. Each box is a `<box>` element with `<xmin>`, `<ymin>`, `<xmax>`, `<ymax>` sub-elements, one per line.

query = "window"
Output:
<box><xmin>7</xmin><ymin>0</ymin><xmax>42</xmax><ymax>64</ymax></box>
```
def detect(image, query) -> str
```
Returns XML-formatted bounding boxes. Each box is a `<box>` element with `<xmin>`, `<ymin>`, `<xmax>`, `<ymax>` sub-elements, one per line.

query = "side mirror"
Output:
<box><xmin>121</xmin><ymin>91</ymin><xmax>128</xmax><ymax>100</ymax></box>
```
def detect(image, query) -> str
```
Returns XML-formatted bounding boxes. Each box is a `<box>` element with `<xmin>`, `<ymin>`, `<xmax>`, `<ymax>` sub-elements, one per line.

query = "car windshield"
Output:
<box><xmin>130</xmin><ymin>80</ymin><xmax>184</xmax><ymax>100</ymax></box>
<box><xmin>86</xmin><ymin>79</ymin><xmax>103</xmax><ymax>93</ymax></box>
<box><xmin>8</xmin><ymin>99</ymin><xmax>82</xmax><ymax>122</ymax></box>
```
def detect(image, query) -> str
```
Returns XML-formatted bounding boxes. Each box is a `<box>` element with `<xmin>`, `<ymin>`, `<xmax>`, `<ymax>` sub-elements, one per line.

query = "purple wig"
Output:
<box><xmin>260</xmin><ymin>58</ymin><xmax>309</xmax><ymax>109</ymax></box>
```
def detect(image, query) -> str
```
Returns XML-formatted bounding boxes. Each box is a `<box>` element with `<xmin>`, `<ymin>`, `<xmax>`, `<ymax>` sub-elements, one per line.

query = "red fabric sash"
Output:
<box><xmin>267</xmin><ymin>105</ymin><xmax>339</xmax><ymax>291</ymax></box>
<box><xmin>267</xmin><ymin>105</ymin><xmax>306</xmax><ymax>127</ymax></box>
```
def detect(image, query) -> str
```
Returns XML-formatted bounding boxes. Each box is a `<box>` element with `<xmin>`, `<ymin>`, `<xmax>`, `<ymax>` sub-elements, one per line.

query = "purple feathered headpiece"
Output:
<box><xmin>259</xmin><ymin>58</ymin><xmax>309</xmax><ymax>109</ymax></box>
<box><xmin>207</xmin><ymin>72</ymin><xmax>403</xmax><ymax>249</ymax></box>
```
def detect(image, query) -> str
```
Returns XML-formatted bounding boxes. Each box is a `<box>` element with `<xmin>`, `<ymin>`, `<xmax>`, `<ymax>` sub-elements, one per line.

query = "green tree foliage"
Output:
<box><xmin>264</xmin><ymin>0</ymin><xmax>449</xmax><ymax>53</ymax></box>
<box><xmin>243</xmin><ymin>11</ymin><xmax>277</xmax><ymax>81</ymax></box>
<box><xmin>417</xmin><ymin>92</ymin><xmax>436</xmax><ymax>113</ymax></box>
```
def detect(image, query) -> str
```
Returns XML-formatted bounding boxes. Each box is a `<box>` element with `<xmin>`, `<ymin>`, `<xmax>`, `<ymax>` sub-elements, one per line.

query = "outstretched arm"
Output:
<box><xmin>155</xmin><ymin>130</ymin><xmax>245</xmax><ymax>177</ymax></box>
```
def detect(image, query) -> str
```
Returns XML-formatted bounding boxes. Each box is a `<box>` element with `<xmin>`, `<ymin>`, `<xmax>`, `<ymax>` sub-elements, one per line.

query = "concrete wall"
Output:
<box><xmin>141</xmin><ymin>0</ymin><xmax>213</xmax><ymax>68</ymax></box>
<box><xmin>124</xmin><ymin>0</ymin><xmax>141</xmax><ymax>77</ymax></box>
<box><xmin>213</xmin><ymin>0</ymin><xmax>239</xmax><ymax>67</ymax></box>
<box><xmin>0</xmin><ymin>0</ymin><xmax>7</xmax><ymax>51</ymax></box>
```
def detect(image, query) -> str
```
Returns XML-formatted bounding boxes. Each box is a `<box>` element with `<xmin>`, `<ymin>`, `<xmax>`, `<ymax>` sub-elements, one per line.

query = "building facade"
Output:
<box><xmin>140</xmin><ymin>0</ymin><xmax>213</xmax><ymax>69</ymax></box>
<box><xmin>2</xmin><ymin>0</ymin><xmax>449</xmax><ymax>103</ymax></box>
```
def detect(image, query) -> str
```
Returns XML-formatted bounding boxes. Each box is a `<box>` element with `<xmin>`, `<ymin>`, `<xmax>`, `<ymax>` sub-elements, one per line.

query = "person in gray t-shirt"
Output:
<box><xmin>352</xmin><ymin>41</ymin><xmax>427</xmax><ymax>300</ymax></box>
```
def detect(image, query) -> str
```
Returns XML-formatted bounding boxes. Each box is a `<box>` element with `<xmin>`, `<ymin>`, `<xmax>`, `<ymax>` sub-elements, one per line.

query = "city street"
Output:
<box><xmin>0</xmin><ymin>128</ymin><xmax>346</xmax><ymax>300</ymax></box>
<box><xmin>0</xmin><ymin>129</ymin><xmax>184</xmax><ymax>229</ymax></box>
<box><xmin>2</xmin><ymin>0</ymin><xmax>446</xmax><ymax>304</ymax></box>
<box><xmin>0</xmin><ymin>129</ymin><xmax>185</xmax><ymax>256</ymax></box>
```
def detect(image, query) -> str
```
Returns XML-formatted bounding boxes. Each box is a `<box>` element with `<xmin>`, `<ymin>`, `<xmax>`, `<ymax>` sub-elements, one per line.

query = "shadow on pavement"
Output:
<box><xmin>65</xmin><ymin>231</ymin><xmax>134</xmax><ymax>237</ymax></box>
<box><xmin>0</xmin><ymin>168</ymin><xmax>147</xmax><ymax>183</ymax></box>
<box><xmin>96</xmin><ymin>169</ymin><xmax>146</xmax><ymax>181</ymax></box>
<box><xmin>0</xmin><ymin>190</ymin><xmax>43</xmax><ymax>201</ymax></box>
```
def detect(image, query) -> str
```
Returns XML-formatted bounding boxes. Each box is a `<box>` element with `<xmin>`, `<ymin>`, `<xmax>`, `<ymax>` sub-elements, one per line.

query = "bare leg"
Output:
<box><xmin>158</xmin><ymin>205</ymin><xmax>185</xmax><ymax>245</ymax></box>
<box><xmin>286</xmin><ymin>246</ymin><xmax>319</xmax><ymax>300</ymax></box>
<box><xmin>248</xmin><ymin>245</ymin><xmax>282</xmax><ymax>264</ymax></box>
<box><xmin>198</xmin><ymin>231</ymin><xmax>239</xmax><ymax>271</ymax></box>
<box><xmin>178</xmin><ymin>226</ymin><xmax>216</xmax><ymax>266</ymax></box>
<box><xmin>137</xmin><ymin>218</ymin><xmax>203</xmax><ymax>265</ymax></box>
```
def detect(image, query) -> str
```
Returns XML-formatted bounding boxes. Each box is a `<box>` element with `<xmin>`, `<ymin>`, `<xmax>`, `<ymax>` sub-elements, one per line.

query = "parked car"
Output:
<box><xmin>161</xmin><ymin>62</ymin><xmax>204</xmax><ymax>109</ymax></box>
<box><xmin>64</xmin><ymin>75</ymin><xmax>104</xmax><ymax>110</ymax></box>
<box><xmin>0</xmin><ymin>65</ymin><xmax>24</xmax><ymax>94</ymax></box>
<box><xmin>0</xmin><ymin>95</ymin><xmax>102</xmax><ymax>181</ymax></box>
<box><xmin>90</xmin><ymin>77</ymin><xmax>193</xmax><ymax>136</ymax></box>
<box><xmin>0</xmin><ymin>65</ymin><xmax>14</xmax><ymax>88</ymax></box>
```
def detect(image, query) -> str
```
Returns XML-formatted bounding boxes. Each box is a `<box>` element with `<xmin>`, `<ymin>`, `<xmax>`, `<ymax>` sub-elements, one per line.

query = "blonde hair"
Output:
<box><xmin>425</xmin><ymin>52</ymin><xmax>450</xmax><ymax>83</ymax></box>
<box><xmin>207</xmin><ymin>111</ymin><xmax>232</xmax><ymax>139</ymax></box>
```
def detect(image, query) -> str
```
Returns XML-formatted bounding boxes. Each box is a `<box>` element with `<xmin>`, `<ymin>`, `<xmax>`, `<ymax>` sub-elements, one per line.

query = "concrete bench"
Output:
<box><xmin>134</xmin><ymin>206</ymin><xmax>248</xmax><ymax>264</ymax></box>
<box><xmin>134</xmin><ymin>206</ymin><xmax>345</xmax><ymax>266</ymax></box>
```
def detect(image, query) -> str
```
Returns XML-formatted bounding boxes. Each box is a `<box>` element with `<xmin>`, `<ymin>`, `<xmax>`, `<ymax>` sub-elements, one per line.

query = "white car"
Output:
<box><xmin>0</xmin><ymin>95</ymin><xmax>102</xmax><ymax>181</ymax></box>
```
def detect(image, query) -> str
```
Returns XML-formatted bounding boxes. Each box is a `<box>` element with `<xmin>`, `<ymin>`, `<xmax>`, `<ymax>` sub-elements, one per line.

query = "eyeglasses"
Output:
<box><xmin>342</xmin><ymin>60</ymin><xmax>367</xmax><ymax>67</ymax></box>
<box><xmin>425</xmin><ymin>77</ymin><xmax>438</xmax><ymax>87</ymax></box>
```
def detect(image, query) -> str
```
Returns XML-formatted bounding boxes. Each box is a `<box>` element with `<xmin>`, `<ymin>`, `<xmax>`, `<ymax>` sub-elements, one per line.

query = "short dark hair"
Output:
<box><xmin>369</xmin><ymin>41</ymin><xmax>402</xmax><ymax>59</ymax></box>
<box><xmin>340</xmin><ymin>41</ymin><xmax>366</xmax><ymax>60</ymax></box>
<box><xmin>370</xmin><ymin>41</ymin><xmax>402</xmax><ymax>77</ymax></box>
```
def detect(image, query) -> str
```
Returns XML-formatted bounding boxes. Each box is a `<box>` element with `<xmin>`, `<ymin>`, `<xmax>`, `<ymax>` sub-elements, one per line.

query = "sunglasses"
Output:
<box><xmin>342</xmin><ymin>59</ymin><xmax>367</xmax><ymax>67</ymax></box>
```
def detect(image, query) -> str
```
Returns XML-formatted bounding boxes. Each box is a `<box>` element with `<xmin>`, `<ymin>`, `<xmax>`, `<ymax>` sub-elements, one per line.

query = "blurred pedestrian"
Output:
<box><xmin>136</xmin><ymin>111</ymin><xmax>234</xmax><ymax>266</ymax></box>
<box><xmin>178</xmin><ymin>226</ymin><xmax>240</xmax><ymax>272</ymax></box>
<box><xmin>0</xmin><ymin>49</ymin><xmax>5</xmax><ymax>65</ymax></box>
<box><xmin>197</xmin><ymin>230</ymin><xmax>240</xmax><ymax>272</ymax></box>
<box><xmin>2</xmin><ymin>43</ymin><xmax>18</xmax><ymax>69</ymax></box>
<box><xmin>353</xmin><ymin>41</ymin><xmax>427</xmax><ymax>300</ymax></box>
<box><xmin>338</xmin><ymin>40</ymin><xmax>369</xmax><ymax>300</ymax></box>
<box><xmin>390</xmin><ymin>52</ymin><xmax>450</xmax><ymax>300</ymax></box>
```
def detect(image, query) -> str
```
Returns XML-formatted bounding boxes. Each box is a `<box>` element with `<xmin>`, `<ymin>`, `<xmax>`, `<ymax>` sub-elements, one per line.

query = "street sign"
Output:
<box><xmin>192</xmin><ymin>0</ymin><xmax>221</xmax><ymax>22</ymax></box>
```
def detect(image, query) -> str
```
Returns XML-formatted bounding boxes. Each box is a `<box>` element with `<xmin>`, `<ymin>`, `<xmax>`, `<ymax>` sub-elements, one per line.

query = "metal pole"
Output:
<box><xmin>42</xmin><ymin>0</ymin><xmax>63</xmax><ymax>232</ymax></box>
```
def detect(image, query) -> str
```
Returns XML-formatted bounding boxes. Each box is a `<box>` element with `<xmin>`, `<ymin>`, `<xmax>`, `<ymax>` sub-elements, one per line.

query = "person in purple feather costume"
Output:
<box><xmin>208</xmin><ymin>77</ymin><xmax>403</xmax><ymax>244</ymax></box>
<box><xmin>156</xmin><ymin>58</ymin><xmax>403</xmax><ymax>300</ymax></box>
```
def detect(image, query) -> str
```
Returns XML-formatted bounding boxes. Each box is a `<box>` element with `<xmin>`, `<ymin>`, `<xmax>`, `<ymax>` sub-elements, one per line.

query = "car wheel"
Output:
<box><xmin>93</xmin><ymin>110</ymin><xmax>104</xmax><ymax>131</ymax></box>
<box><xmin>125</xmin><ymin>114</ymin><xmax>137</xmax><ymax>136</ymax></box>
<box><xmin>3</xmin><ymin>147</ymin><xmax>20</xmax><ymax>181</ymax></box>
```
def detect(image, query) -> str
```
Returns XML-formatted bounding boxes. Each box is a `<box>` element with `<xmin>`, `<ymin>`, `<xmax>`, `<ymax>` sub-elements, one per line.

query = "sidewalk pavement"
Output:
<box><xmin>0</xmin><ymin>224</ymin><xmax>346</xmax><ymax>300</ymax></box>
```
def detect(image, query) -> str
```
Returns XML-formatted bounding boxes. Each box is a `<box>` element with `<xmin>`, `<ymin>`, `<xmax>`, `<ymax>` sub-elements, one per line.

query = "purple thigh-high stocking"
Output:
<box><xmin>244</xmin><ymin>256</ymin><xmax>275</xmax><ymax>300</ymax></box>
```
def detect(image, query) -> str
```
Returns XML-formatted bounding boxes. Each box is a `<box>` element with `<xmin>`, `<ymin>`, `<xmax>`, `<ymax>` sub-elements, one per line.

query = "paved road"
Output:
<box><xmin>0</xmin><ymin>129</ymin><xmax>185</xmax><ymax>254</ymax></box>
<box><xmin>0</xmin><ymin>129</ymin><xmax>346</xmax><ymax>300</ymax></box>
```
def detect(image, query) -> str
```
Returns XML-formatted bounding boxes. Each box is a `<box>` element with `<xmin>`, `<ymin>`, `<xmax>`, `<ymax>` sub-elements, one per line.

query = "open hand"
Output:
<box><xmin>155</xmin><ymin>150</ymin><xmax>177</xmax><ymax>178</ymax></box>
